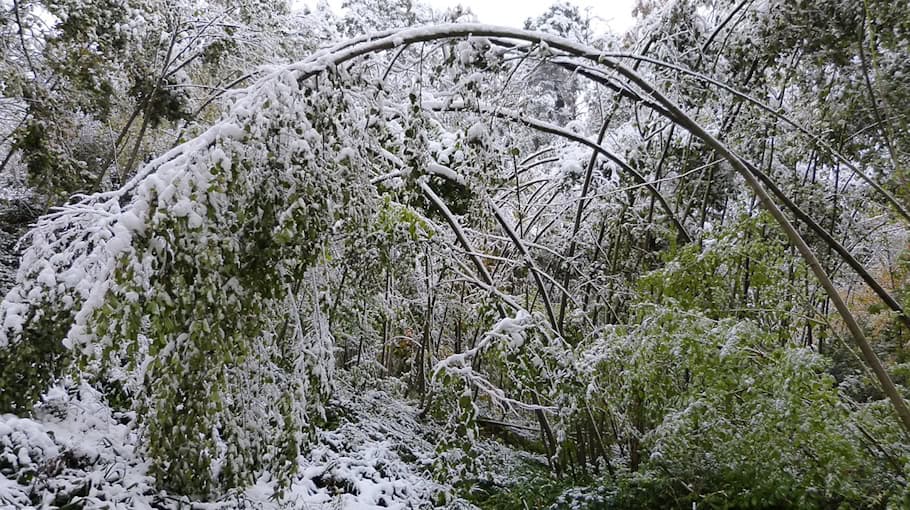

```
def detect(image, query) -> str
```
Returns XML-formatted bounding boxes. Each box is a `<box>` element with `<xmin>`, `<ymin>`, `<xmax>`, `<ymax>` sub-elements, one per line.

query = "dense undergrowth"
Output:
<box><xmin>2</xmin><ymin>0</ymin><xmax>910</xmax><ymax>507</ymax></box>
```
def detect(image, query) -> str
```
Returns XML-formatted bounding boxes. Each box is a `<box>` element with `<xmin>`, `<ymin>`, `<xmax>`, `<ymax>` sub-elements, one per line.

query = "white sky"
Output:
<box><xmin>303</xmin><ymin>0</ymin><xmax>638</xmax><ymax>34</ymax></box>
<box><xmin>427</xmin><ymin>0</ymin><xmax>637</xmax><ymax>33</ymax></box>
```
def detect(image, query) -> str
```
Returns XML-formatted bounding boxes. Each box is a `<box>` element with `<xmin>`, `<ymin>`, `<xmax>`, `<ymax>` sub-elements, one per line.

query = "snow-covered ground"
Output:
<box><xmin>0</xmin><ymin>378</ymin><xmax>499</xmax><ymax>509</ymax></box>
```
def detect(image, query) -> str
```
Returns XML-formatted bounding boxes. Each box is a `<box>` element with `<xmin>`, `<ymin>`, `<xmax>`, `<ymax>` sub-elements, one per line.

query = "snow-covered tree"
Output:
<box><xmin>1</xmin><ymin>1</ymin><xmax>910</xmax><ymax>506</ymax></box>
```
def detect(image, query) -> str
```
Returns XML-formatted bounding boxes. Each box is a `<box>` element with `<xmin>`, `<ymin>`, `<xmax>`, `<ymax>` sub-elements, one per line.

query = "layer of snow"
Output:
<box><xmin>0</xmin><ymin>380</ymin><xmax>482</xmax><ymax>509</ymax></box>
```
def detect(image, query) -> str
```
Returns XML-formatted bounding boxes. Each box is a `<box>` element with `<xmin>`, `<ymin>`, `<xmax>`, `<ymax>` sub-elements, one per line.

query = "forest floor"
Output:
<box><xmin>0</xmin><ymin>376</ymin><xmax>554</xmax><ymax>509</ymax></box>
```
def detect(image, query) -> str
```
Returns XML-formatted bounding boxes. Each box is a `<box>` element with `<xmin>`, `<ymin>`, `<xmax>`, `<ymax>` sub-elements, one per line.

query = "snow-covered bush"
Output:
<box><xmin>578</xmin><ymin>304</ymin><xmax>902</xmax><ymax>507</ymax></box>
<box><xmin>1</xmin><ymin>382</ymin><xmax>156</xmax><ymax>509</ymax></box>
<box><xmin>0</xmin><ymin>67</ymin><xmax>379</xmax><ymax>496</ymax></box>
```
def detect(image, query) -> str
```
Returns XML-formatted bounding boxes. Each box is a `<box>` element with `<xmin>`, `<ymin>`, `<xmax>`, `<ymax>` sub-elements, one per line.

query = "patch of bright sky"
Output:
<box><xmin>429</xmin><ymin>0</ymin><xmax>637</xmax><ymax>33</ymax></box>
<box><xmin>300</xmin><ymin>0</ymin><xmax>638</xmax><ymax>35</ymax></box>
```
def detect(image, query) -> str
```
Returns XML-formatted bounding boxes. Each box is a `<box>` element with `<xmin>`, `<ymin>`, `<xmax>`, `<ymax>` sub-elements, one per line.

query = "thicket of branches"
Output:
<box><xmin>2</xmin><ymin>0</ymin><xmax>910</xmax><ymax>507</ymax></box>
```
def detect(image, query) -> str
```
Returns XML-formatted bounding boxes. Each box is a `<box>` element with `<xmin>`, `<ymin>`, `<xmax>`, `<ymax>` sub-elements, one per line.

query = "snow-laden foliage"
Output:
<box><xmin>2</xmin><ymin>0</ymin><xmax>317</xmax><ymax>198</ymax></box>
<box><xmin>0</xmin><ymin>65</ymin><xmax>384</xmax><ymax>495</ymax></box>
<box><xmin>0</xmin><ymin>379</ymin><xmax>479</xmax><ymax>508</ymax></box>
<box><xmin>435</xmin><ymin>310</ymin><xmax>579</xmax><ymax>468</ymax></box>
<box><xmin>0</xmin><ymin>382</ymin><xmax>155</xmax><ymax>509</ymax></box>
<box><xmin>3</xmin><ymin>0</ymin><xmax>910</xmax><ymax>506</ymax></box>
<box><xmin>577</xmin><ymin>305</ymin><xmax>907</xmax><ymax>507</ymax></box>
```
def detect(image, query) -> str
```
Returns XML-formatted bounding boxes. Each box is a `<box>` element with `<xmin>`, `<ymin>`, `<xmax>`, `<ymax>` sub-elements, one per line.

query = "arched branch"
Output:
<box><xmin>487</xmin><ymin>197</ymin><xmax>559</xmax><ymax>333</ymax></box>
<box><xmin>306</xmin><ymin>22</ymin><xmax>910</xmax><ymax>434</ymax></box>
<box><xmin>604</xmin><ymin>56</ymin><xmax>910</xmax><ymax>434</ymax></box>
<box><xmin>418</xmin><ymin>179</ymin><xmax>510</xmax><ymax>317</ymax></box>
<box><xmin>590</xmin><ymin>52</ymin><xmax>910</xmax><ymax>224</ymax></box>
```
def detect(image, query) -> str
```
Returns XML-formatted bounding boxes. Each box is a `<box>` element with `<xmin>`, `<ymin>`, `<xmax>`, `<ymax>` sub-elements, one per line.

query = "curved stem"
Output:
<box><xmin>488</xmin><ymin>197</ymin><xmax>558</xmax><ymax>333</ymax></box>
<box><xmin>594</xmin><ymin>52</ymin><xmax>910</xmax><ymax>224</ymax></box>
<box><xmin>609</xmin><ymin>58</ymin><xmax>910</xmax><ymax>435</ymax></box>
<box><xmin>308</xmin><ymin>22</ymin><xmax>910</xmax><ymax>434</ymax></box>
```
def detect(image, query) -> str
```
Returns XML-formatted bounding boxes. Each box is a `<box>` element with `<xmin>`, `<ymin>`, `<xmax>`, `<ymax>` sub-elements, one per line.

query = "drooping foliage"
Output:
<box><xmin>2</xmin><ymin>0</ymin><xmax>910</xmax><ymax>507</ymax></box>
<box><xmin>0</xmin><ymin>66</ymin><xmax>384</xmax><ymax>494</ymax></box>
